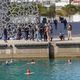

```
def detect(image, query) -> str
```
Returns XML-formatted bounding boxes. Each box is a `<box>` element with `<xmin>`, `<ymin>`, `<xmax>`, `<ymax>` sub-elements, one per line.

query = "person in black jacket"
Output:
<box><xmin>63</xmin><ymin>19</ymin><xmax>67</xmax><ymax>30</ymax></box>
<box><xmin>54</xmin><ymin>19</ymin><xmax>58</xmax><ymax>30</ymax></box>
<box><xmin>3</xmin><ymin>26</ymin><xmax>7</xmax><ymax>42</ymax></box>
<box><xmin>24</xmin><ymin>26</ymin><xmax>29</xmax><ymax>40</ymax></box>
<box><xmin>17</xmin><ymin>26</ymin><xmax>21</xmax><ymax>40</ymax></box>
<box><xmin>39</xmin><ymin>23</ymin><xmax>44</xmax><ymax>41</ymax></box>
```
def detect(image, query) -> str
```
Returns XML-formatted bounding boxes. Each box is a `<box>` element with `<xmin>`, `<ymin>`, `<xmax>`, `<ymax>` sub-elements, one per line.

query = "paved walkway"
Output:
<box><xmin>0</xmin><ymin>36</ymin><xmax>80</xmax><ymax>44</ymax></box>
<box><xmin>54</xmin><ymin>36</ymin><xmax>80</xmax><ymax>43</ymax></box>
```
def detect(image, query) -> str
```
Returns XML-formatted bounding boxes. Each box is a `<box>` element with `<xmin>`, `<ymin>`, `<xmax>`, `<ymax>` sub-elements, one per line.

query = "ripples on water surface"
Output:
<box><xmin>0</xmin><ymin>59</ymin><xmax>80</xmax><ymax>80</ymax></box>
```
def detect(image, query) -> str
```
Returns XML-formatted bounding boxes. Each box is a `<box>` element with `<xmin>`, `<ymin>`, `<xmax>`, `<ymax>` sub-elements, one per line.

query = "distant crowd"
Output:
<box><xmin>3</xmin><ymin>16</ymin><xmax>72</xmax><ymax>42</ymax></box>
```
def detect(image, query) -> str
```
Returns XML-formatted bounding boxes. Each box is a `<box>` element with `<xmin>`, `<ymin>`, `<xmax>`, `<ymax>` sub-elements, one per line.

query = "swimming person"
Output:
<box><xmin>25</xmin><ymin>68</ymin><xmax>34</xmax><ymax>75</ymax></box>
<box><xmin>68</xmin><ymin>59</ymin><xmax>72</xmax><ymax>64</ymax></box>
<box><xmin>5</xmin><ymin>59</ymin><xmax>13</xmax><ymax>65</ymax></box>
<box><xmin>30</xmin><ymin>60</ymin><xmax>35</xmax><ymax>64</ymax></box>
<box><xmin>5</xmin><ymin>60</ymin><xmax>9</xmax><ymax>65</ymax></box>
<box><xmin>27</xmin><ymin>60</ymin><xmax>36</xmax><ymax>64</ymax></box>
<box><xmin>9</xmin><ymin>59</ymin><xmax>13</xmax><ymax>64</ymax></box>
<box><xmin>26</xmin><ymin>69</ymin><xmax>32</xmax><ymax>75</ymax></box>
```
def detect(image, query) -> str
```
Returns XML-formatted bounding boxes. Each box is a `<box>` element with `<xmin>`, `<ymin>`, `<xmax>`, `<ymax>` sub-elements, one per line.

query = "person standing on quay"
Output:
<box><xmin>3</xmin><ymin>26</ymin><xmax>7</xmax><ymax>42</ymax></box>
<box><xmin>39</xmin><ymin>23</ymin><xmax>44</xmax><ymax>41</ymax></box>
<box><xmin>45</xmin><ymin>23</ymin><xmax>51</xmax><ymax>42</ymax></box>
<box><xmin>54</xmin><ymin>19</ymin><xmax>58</xmax><ymax>30</ymax></box>
<box><xmin>67</xmin><ymin>24</ymin><xmax>72</xmax><ymax>40</ymax></box>
<box><xmin>24</xmin><ymin>25</ymin><xmax>29</xmax><ymax>40</ymax></box>
<box><xmin>35</xmin><ymin>24</ymin><xmax>39</xmax><ymax>41</ymax></box>
<box><xmin>17</xmin><ymin>26</ymin><xmax>21</xmax><ymax>40</ymax></box>
<box><xmin>44</xmin><ymin>24</ymin><xmax>47</xmax><ymax>41</ymax></box>
<box><xmin>63</xmin><ymin>19</ymin><xmax>67</xmax><ymax>30</ymax></box>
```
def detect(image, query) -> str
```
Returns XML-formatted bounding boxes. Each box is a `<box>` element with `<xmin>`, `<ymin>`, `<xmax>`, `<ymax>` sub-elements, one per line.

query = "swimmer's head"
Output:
<box><xmin>31</xmin><ymin>60</ymin><xmax>35</xmax><ymax>64</ymax></box>
<box><xmin>31</xmin><ymin>59</ymin><xmax>34</xmax><ymax>62</ymax></box>
<box><xmin>68</xmin><ymin>59</ymin><xmax>71</xmax><ymax>62</ymax></box>
<box><xmin>26</xmin><ymin>69</ymin><xmax>31</xmax><ymax>75</ymax></box>
<box><xmin>27</xmin><ymin>69</ymin><xmax>31</xmax><ymax>73</ymax></box>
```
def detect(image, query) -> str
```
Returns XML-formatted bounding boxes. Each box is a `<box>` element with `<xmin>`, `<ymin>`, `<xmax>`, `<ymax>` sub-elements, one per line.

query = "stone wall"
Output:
<box><xmin>1</xmin><ymin>40</ymin><xmax>80</xmax><ymax>59</ymax></box>
<box><xmin>0</xmin><ymin>40</ymin><xmax>49</xmax><ymax>59</ymax></box>
<box><xmin>54</xmin><ymin>42</ymin><xmax>80</xmax><ymax>58</ymax></box>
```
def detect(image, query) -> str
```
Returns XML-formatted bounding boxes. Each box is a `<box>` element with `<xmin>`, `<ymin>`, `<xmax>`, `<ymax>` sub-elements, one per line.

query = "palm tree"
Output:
<box><xmin>47</xmin><ymin>5</ymin><xmax>55</xmax><ymax>18</ymax></box>
<box><xmin>62</xmin><ymin>4</ymin><xmax>77</xmax><ymax>21</ymax></box>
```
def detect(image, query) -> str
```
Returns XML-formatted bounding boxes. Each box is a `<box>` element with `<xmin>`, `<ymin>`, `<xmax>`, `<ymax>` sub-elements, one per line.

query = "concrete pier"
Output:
<box><xmin>51</xmin><ymin>42</ymin><xmax>80</xmax><ymax>58</ymax></box>
<box><xmin>50</xmin><ymin>37</ymin><xmax>80</xmax><ymax>58</ymax></box>
<box><xmin>0</xmin><ymin>37</ymin><xmax>80</xmax><ymax>59</ymax></box>
<box><xmin>0</xmin><ymin>40</ymin><xmax>49</xmax><ymax>59</ymax></box>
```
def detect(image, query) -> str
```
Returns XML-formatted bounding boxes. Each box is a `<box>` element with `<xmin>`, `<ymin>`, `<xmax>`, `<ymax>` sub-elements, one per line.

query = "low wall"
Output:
<box><xmin>53</xmin><ymin>42</ymin><xmax>80</xmax><ymax>58</ymax></box>
<box><xmin>0</xmin><ymin>40</ymin><xmax>49</xmax><ymax>59</ymax></box>
<box><xmin>0</xmin><ymin>40</ymin><xmax>80</xmax><ymax>59</ymax></box>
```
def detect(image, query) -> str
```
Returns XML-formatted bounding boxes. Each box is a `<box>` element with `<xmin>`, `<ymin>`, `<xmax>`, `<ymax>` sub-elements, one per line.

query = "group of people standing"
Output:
<box><xmin>53</xmin><ymin>17</ymin><xmax>72</xmax><ymax>41</ymax></box>
<box><xmin>16</xmin><ymin>23</ymin><xmax>53</xmax><ymax>42</ymax></box>
<box><xmin>54</xmin><ymin>17</ymin><xmax>68</xmax><ymax>30</ymax></box>
<box><xmin>3</xmin><ymin>18</ymin><xmax>72</xmax><ymax>42</ymax></box>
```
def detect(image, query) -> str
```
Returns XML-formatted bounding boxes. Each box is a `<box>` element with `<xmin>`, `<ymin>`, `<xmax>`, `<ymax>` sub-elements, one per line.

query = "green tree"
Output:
<box><xmin>38</xmin><ymin>4</ymin><xmax>47</xmax><ymax>16</ymax></box>
<box><xmin>47</xmin><ymin>5</ymin><xmax>55</xmax><ymax>18</ymax></box>
<box><xmin>38</xmin><ymin>3</ymin><xmax>56</xmax><ymax>17</ymax></box>
<box><xmin>76</xmin><ymin>5</ymin><xmax>80</xmax><ymax>14</ymax></box>
<box><xmin>62</xmin><ymin>4</ymin><xmax>77</xmax><ymax>17</ymax></box>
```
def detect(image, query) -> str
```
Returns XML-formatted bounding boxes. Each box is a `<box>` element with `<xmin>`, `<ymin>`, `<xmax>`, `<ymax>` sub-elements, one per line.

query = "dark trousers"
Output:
<box><xmin>54</xmin><ymin>24</ymin><xmax>57</xmax><ymax>30</ymax></box>
<box><xmin>25</xmin><ymin>31</ymin><xmax>28</xmax><ymax>40</ymax></box>
<box><xmin>44</xmin><ymin>33</ymin><xmax>47</xmax><ymax>41</ymax></box>
<box><xmin>40</xmin><ymin>32</ymin><xmax>43</xmax><ymax>40</ymax></box>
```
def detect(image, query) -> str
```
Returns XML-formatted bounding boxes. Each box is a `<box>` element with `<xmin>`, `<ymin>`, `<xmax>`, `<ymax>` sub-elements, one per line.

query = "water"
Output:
<box><xmin>0</xmin><ymin>59</ymin><xmax>80</xmax><ymax>80</ymax></box>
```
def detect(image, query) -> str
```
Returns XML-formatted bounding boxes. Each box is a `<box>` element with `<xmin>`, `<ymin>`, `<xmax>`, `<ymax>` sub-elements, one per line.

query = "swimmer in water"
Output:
<box><xmin>68</xmin><ymin>59</ymin><xmax>72</xmax><ymax>64</ymax></box>
<box><xmin>5</xmin><ymin>59</ymin><xmax>13</xmax><ymax>65</ymax></box>
<box><xmin>9</xmin><ymin>59</ymin><xmax>13</xmax><ymax>64</ymax></box>
<box><xmin>5</xmin><ymin>60</ymin><xmax>9</xmax><ymax>65</ymax></box>
<box><xmin>30</xmin><ymin>60</ymin><xmax>35</xmax><ymax>64</ymax></box>
<box><xmin>27</xmin><ymin>60</ymin><xmax>36</xmax><ymax>64</ymax></box>
<box><xmin>26</xmin><ymin>69</ymin><xmax>31</xmax><ymax>75</ymax></box>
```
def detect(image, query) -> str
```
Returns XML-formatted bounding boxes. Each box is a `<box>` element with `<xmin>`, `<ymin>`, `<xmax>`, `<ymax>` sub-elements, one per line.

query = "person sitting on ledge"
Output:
<box><xmin>59</xmin><ymin>32</ymin><xmax>65</xmax><ymax>41</ymax></box>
